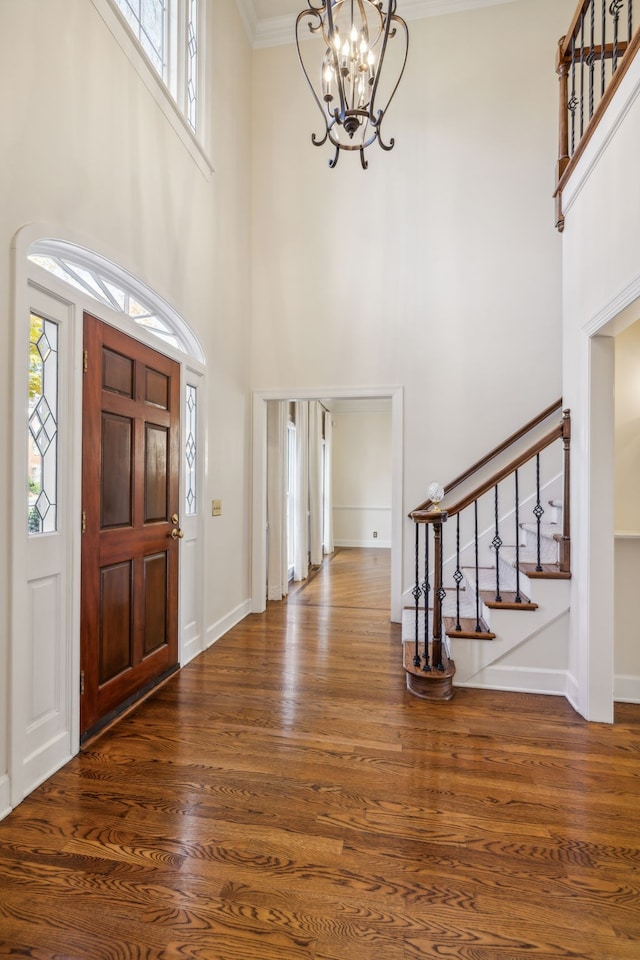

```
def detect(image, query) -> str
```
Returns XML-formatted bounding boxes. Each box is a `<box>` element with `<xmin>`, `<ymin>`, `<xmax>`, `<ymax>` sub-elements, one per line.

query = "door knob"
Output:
<box><xmin>170</xmin><ymin>528</ymin><xmax>184</xmax><ymax>539</ymax></box>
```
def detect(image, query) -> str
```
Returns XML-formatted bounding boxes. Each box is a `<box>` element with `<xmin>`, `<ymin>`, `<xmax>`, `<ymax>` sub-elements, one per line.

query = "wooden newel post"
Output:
<box><xmin>431</xmin><ymin>512</ymin><xmax>446</xmax><ymax>671</ymax></box>
<box><xmin>555</xmin><ymin>36</ymin><xmax>570</xmax><ymax>232</ymax></box>
<box><xmin>404</xmin><ymin>509</ymin><xmax>456</xmax><ymax>702</ymax></box>
<box><xmin>559</xmin><ymin>409</ymin><xmax>571</xmax><ymax>573</ymax></box>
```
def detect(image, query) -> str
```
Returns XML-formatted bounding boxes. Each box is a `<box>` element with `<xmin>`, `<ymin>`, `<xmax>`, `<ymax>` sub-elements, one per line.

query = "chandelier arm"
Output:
<box><xmin>368</xmin><ymin>4</ymin><xmax>407</xmax><ymax>126</ymax></box>
<box><xmin>376</xmin><ymin>14</ymin><xmax>409</xmax><ymax>124</ymax></box>
<box><xmin>296</xmin><ymin>9</ymin><xmax>333</xmax><ymax>145</ymax></box>
<box><xmin>328</xmin><ymin>143</ymin><xmax>341</xmax><ymax>167</ymax></box>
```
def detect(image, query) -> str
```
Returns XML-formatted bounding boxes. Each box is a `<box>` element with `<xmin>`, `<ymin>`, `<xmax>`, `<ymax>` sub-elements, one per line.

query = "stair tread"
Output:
<box><xmin>519</xmin><ymin>562</ymin><xmax>571</xmax><ymax>579</ymax></box>
<box><xmin>403</xmin><ymin>640</ymin><xmax>455</xmax><ymax>678</ymax></box>
<box><xmin>480</xmin><ymin>589</ymin><xmax>537</xmax><ymax>610</ymax></box>
<box><xmin>444</xmin><ymin>616</ymin><xmax>496</xmax><ymax>640</ymax></box>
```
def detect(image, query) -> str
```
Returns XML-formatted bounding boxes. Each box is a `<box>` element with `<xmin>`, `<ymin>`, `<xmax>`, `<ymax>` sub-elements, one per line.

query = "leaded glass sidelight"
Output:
<box><xmin>185</xmin><ymin>383</ymin><xmax>197</xmax><ymax>515</ymax></box>
<box><xmin>186</xmin><ymin>0</ymin><xmax>198</xmax><ymax>132</ymax></box>
<box><xmin>28</xmin><ymin>313</ymin><xmax>58</xmax><ymax>534</ymax></box>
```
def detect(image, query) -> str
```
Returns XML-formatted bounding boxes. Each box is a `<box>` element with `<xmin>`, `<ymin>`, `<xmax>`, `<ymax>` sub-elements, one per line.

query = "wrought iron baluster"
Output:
<box><xmin>412</xmin><ymin>522</ymin><xmax>421</xmax><ymax>667</ymax></box>
<box><xmin>434</xmin><ymin>519</ymin><xmax>446</xmax><ymax>672</ymax></box>
<box><xmin>454</xmin><ymin>513</ymin><xmax>462</xmax><ymax>632</ymax></box>
<box><xmin>534</xmin><ymin>453</ymin><xmax>544</xmax><ymax>572</ymax></box>
<box><xmin>492</xmin><ymin>484</ymin><xmax>502</xmax><ymax>604</ymax></box>
<box><xmin>514</xmin><ymin>469</ymin><xmax>522</xmax><ymax>604</ymax></box>
<box><xmin>569</xmin><ymin>36</ymin><xmax>577</xmax><ymax>155</ymax></box>
<box><xmin>474</xmin><ymin>500</ymin><xmax>481</xmax><ymax>632</ymax></box>
<box><xmin>611</xmin><ymin>0</ymin><xmax>623</xmax><ymax>72</ymax></box>
<box><xmin>602</xmin><ymin>0</ymin><xmax>607</xmax><ymax>96</ymax></box>
<box><xmin>580</xmin><ymin>12</ymin><xmax>585</xmax><ymax>137</ymax></box>
<box><xmin>629</xmin><ymin>0</ymin><xmax>634</xmax><ymax>44</ymax></box>
<box><xmin>423</xmin><ymin>523</ymin><xmax>431</xmax><ymax>671</ymax></box>
<box><xmin>589</xmin><ymin>0</ymin><xmax>595</xmax><ymax>119</ymax></box>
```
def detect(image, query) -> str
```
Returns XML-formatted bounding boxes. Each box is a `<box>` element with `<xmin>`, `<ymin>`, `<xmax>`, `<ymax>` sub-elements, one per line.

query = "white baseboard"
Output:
<box><xmin>457</xmin><ymin>664</ymin><xmax>569</xmax><ymax>697</ymax></box>
<box><xmin>334</xmin><ymin>539</ymin><xmax>391</xmax><ymax>549</ymax></box>
<box><xmin>0</xmin><ymin>774</ymin><xmax>11</xmax><ymax>822</ymax></box>
<box><xmin>564</xmin><ymin>670</ymin><xmax>581</xmax><ymax>716</ymax></box>
<box><xmin>22</xmin><ymin>734</ymin><xmax>73</xmax><ymax>807</ymax></box>
<box><xmin>267</xmin><ymin>585</ymin><xmax>287</xmax><ymax>601</ymax></box>
<box><xmin>205</xmin><ymin>599</ymin><xmax>251</xmax><ymax>649</ymax></box>
<box><xmin>614</xmin><ymin>673</ymin><xmax>640</xmax><ymax>703</ymax></box>
<box><xmin>182</xmin><ymin>633</ymin><xmax>203</xmax><ymax>667</ymax></box>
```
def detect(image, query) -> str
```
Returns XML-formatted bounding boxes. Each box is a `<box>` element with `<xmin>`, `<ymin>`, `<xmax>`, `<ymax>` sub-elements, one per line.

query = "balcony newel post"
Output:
<box><xmin>556</xmin><ymin>35</ymin><xmax>570</xmax><ymax>231</ymax></box>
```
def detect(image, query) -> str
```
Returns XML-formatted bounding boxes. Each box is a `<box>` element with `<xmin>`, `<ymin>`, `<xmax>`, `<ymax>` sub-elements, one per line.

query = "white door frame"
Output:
<box><xmin>252</xmin><ymin>386</ymin><xmax>404</xmax><ymax>622</ymax></box>
<box><xmin>8</xmin><ymin>224</ymin><xmax>206</xmax><ymax>810</ymax></box>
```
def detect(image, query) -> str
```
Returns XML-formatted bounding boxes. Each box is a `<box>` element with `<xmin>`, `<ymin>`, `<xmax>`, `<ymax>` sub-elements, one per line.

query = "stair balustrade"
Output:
<box><xmin>405</xmin><ymin>406</ymin><xmax>571</xmax><ymax>701</ymax></box>
<box><xmin>555</xmin><ymin>0</ymin><xmax>639</xmax><ymax>231</ymax></box>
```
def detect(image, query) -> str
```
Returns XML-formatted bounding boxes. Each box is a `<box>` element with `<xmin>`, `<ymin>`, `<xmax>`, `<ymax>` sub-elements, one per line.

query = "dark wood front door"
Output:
<box><xmin>80</xmin><ymin>313</ymin><xmax>181</xmax><ymax>738</ymax></box>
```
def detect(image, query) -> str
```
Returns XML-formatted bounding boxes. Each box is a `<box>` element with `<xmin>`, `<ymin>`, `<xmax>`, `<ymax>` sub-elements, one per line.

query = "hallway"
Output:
<box><xmin>1</xmin><ymin>548</ymin><xmax>640</xmax><ymax>958</ymax></box>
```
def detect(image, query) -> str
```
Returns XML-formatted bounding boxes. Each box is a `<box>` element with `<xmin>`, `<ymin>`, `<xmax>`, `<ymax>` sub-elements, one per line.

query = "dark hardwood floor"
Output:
<box><xmin>1</xmin><ymin>547</ymin><xmax>640</xmax><ymax>959</ymax></box>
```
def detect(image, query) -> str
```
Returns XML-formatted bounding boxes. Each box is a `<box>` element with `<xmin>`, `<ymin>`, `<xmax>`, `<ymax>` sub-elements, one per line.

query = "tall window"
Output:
<box><xmin>28</xmin><ymin>314</ymin><xmax>58</xmax><ymax>534</ymax></box>
<box><xmin>112</xmin><ymin>0</ymin><xmax>200</xmax><ymax>133</ymax></box>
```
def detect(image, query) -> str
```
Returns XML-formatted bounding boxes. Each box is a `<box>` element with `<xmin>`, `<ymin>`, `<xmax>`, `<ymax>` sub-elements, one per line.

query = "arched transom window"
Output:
<box><xmin>28</xmin><ymin>238</ymin><xmax>204</xmax><ymax>362</ymax></box>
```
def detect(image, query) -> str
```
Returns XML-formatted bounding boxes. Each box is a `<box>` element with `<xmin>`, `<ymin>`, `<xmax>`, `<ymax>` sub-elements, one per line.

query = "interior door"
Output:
<box><xmin>80</xmin><ymin>313</ymin><xmax>181</xmax><ymax>739</ymax></box>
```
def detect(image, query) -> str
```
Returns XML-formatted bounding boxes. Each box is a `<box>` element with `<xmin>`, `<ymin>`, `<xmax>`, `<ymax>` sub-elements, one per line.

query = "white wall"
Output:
<box><xmin>0</xmin><ymin>0</ymin><xmax>252</xmax><ymax>813</ymax></box>
<box><xmin>615</xmin><ymin>320</ymin><xmax>640</xmax><ymax>532</ymax></box>
<box><xmin>251</xmin><ymin>0</ymin><xmax>574</xmax><ymax>614</ymax></box>
<box><xmin>331</xmin><ymin>402</ymin><xmax>392</xmax><ymax>547</ymax></box>
<box><xmin>562</xmin><ymin>44</ymin><xmax>640</xmax><ymax>718</ymax></box>
<box><xmin>614</xmin><ymin>319</ymin><xmax>640</xmax><ymax>701</ymax></box>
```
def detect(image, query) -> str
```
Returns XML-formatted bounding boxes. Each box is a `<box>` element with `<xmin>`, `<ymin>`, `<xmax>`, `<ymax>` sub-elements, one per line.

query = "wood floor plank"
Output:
<box><xmin>1</xmin><ymin>548</ymin><xmax>639</xmax><ymax>960</ymax></box>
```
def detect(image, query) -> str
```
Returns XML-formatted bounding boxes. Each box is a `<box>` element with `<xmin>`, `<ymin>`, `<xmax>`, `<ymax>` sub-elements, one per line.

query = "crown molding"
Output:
<box><xmin>236</xmin><ymin>0</ymin><xmax>523</xmax><ymax>49</ymax></box>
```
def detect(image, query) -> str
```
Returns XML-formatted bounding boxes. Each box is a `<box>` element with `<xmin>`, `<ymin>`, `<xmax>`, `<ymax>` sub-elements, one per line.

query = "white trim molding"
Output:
<box><xmin>239</xmin><ymin>0</ymin><xmax>525</xmax><ymax>48</ymax></box>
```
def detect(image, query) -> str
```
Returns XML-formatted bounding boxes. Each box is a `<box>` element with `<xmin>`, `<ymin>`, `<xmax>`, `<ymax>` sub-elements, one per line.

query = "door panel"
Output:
<box><xmin>101</xmin><ymin>414</ymin><xmax>133</xmax><ymax>527</ymax></box>
<box><xmin>144</xmin><ymin>424</ymin><xmax>168</xmax><ymax>522</ymax></box>
<box><xmin>81</xmin><ymin>313</ymin><xmax>180</xmax><ymax>738</ymax></box>
<box><xmin>100</xmin><ymin>561</ymin><xmax>133</xmax><ymax>682</ymax></box>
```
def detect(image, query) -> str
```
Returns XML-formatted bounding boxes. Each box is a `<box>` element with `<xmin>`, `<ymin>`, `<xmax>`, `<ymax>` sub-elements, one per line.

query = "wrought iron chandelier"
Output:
<box><xmin>295</xmin><ymin>0</ymin><xmax>409</xmax><ymax>169</ymax></box>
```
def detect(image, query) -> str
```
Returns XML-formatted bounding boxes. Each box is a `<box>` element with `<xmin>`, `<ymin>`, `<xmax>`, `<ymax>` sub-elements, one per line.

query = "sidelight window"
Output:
<box><xmin>185</xmin><ymin>383</ymin><xmax>197</xmax><ymax>515</ymax></box>
<box><xmin>28</xmin><ymin>314</ymin><xmax>59</xmax><ymax>535</ymax></box>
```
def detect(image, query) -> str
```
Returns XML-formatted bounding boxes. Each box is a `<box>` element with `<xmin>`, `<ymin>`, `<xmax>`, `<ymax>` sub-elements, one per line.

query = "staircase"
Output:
<box><xmin>404</xmin><ymin>403</ymin><xmax>571</xmax><ymax>700</ymax></box>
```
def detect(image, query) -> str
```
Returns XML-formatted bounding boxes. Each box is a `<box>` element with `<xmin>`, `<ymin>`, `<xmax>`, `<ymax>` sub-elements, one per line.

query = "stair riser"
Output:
<box><xmin>521</xmin><ymin>528</ymin><xmax>559</xmax><ymax>563</ymax></box>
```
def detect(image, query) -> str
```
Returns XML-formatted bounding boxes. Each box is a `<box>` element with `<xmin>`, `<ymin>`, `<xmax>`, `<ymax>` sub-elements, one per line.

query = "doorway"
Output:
<box><xmin>252</xmin><ymin>387</ymin><xmax>404</xmax><ymax>622</ymax></box>
<box><xmin>80</xmin><ymin>314</ymin><xmax>181</xmax><ymax>739</ymax></box>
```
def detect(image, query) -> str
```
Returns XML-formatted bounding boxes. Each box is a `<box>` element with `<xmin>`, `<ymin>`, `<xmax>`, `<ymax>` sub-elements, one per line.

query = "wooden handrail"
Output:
<box><xmin>555</xmin><ymin>1</ymin><xmax>639</xmax><ymax>231</ymax></box>
<box><xmin>410</xmin><ymin>398</ymin><xmax>562</xmax><ymax>516</ymax></box>
<box><xmin>410</xmin><ymin>411</ymin><xmax>569</xmax><ymax>522</ymax></box>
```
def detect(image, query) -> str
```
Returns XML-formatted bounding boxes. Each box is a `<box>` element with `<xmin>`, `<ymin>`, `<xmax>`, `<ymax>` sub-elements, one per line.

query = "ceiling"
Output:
<box><xmin>238</xmin><ymin>0</ymin><xmax>525</xmax><ymax>47</ymax></box>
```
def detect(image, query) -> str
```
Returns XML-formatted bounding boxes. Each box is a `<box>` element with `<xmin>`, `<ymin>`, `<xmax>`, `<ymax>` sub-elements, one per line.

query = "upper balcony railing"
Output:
<box><xmin>555</xmin><ymin>0</ymin><xmax>639</xmax><ymax>230</ymax></box>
